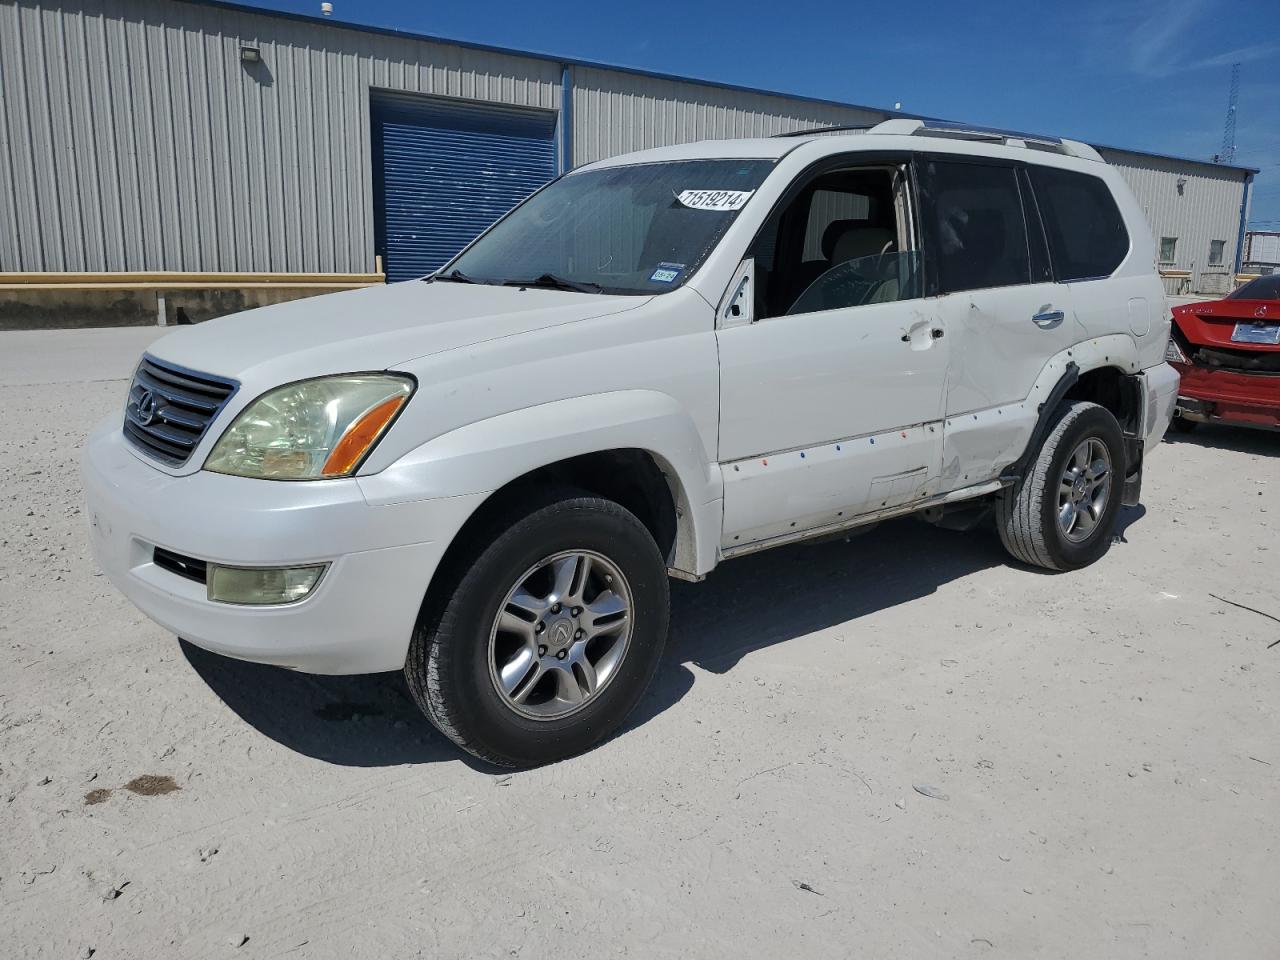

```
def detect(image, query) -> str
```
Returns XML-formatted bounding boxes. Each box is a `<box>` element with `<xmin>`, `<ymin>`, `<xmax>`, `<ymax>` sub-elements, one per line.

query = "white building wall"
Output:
<box><xmin>0</xmin><ymin>0</ymin><xmax>561</xmax><ymax>273</ymax></box>
<box><xmin>0</xmin><ymin>0</ymin><xmax>1256</xmax><ymax>291</ymax></box>
<box><xmin>1098</xmin><ymin>147</ymin><xmax>1250</xmax><ymax>296</ymax></box>
<box><xmin>571</xmin><ymin>66</ymin><xmax>884</xmax><ymax>166</ymax></box>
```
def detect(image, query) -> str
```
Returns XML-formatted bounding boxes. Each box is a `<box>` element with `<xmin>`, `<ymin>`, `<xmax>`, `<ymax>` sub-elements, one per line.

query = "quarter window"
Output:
<box><xmin>924</xmin><ymin>161</ymin><xmax>1030</xmax><ymax>294</ymax></box>
<box><xmin>1208</xmin><ymin>240</ymin><xmax>1226</xmax><ymax>266</ymax></box>
<box><xmin>1027</xmin><ymin>167</ymin><xmax>1130</xmax><ymax>281</ymax></box>
<box><xmin>1159</xmin><ymin>237</ymin><xmax>1178</xmax><ymax>263</ymax></box>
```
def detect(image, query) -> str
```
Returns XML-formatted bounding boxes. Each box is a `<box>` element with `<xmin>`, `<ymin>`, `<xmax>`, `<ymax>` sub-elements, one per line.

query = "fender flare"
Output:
<box><xmin>358</xmin><ymin>390</ymin><xmax>722</xmax><ymax>575</ymax></box>
<box><xmin>1001</xmin><ymin>361</ymin><xmax>1079</xmax><ymax>484</ymax></box>
<box><xmin>1001</xmin><ymin>359</ymin><xmax>1147</xmax><ymax>507</ymax></box>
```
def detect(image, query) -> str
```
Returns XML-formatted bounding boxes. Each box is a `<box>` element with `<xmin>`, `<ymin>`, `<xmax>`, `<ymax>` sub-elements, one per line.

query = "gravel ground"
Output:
<box><xmin>1</xmin><ymin>328</ymin><xmax>1277</xmax><ymax>959</ymax></box>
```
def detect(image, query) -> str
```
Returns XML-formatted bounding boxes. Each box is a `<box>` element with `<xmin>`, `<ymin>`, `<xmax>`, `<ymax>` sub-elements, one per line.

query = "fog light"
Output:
<box><xmin>207</xmin><ymin>563</ymin><xmax>326</xmax><ymax>605</ymax></box>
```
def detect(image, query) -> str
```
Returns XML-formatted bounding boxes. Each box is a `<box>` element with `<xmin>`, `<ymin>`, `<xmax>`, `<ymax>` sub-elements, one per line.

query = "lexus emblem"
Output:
<box><xmin>1256</xmin><ymin>305</ymin><xmax>1268</xmax><ymax>318</ymax></box>
<box><xmin>136</xmin><ymin>389</ymin><xmax>158</xmax><ymax>426</ymax></box>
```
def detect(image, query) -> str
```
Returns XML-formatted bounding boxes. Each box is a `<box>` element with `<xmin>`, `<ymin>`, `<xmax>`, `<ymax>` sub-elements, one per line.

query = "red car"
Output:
<box><xmin>1167</xmin><ymin>274</ymin><xmax>1280</xmax><ymax>432</ymax></box>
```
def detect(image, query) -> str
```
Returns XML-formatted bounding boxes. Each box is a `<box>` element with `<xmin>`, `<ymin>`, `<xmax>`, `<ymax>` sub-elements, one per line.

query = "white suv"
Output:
<box><xmin>83</xmin><ymin>119</ymin><xmax>1180</xmax><ymax>766</ymax></box>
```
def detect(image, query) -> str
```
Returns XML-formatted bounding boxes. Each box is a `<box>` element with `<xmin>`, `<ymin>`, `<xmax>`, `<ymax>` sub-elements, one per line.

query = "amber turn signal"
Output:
<box><xmin>321</xmin><ymin>395</ymin><xmax>408</xmax><ymax>476</ymax></box>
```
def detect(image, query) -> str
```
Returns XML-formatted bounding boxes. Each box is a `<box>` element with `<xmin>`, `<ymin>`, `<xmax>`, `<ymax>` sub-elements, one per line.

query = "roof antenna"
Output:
<box><xmin>321</xmin><ymin>2</ymin><xmax>333</xmax><ymax>15</ymax></box>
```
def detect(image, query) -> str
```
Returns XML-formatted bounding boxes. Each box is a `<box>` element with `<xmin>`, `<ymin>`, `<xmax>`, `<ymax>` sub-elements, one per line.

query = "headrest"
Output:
<box><xmin>831</xmin><ymin>227</ymin><xmax>896</xmax><ymax>265</ymax></box>
<box><xmin>821</xmin><ymin>219</ymin><xmax>863</xmax><ymax>260</ymax></box>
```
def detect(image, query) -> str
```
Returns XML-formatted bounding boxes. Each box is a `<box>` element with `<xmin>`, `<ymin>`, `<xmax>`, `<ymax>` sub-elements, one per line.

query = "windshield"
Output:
<box><xmin>1228</xmin><ymin>275</ymin><xmax>1280</xmax><ymax>301</ymax></box>
<box><xmin>444</xmin><ymin>159</ymin><xmax>776</xmax><ymax>295</ymax></box>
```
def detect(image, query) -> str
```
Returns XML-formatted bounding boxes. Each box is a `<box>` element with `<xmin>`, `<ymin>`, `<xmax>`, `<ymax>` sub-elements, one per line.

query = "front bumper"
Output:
<box><xmin>82</xmin><ymin>417</ymin><xmax>486</xmax><ymax>674</ymax></box>
<box><xmin>1171</xmin><ymin>362</ymin><xmax>1280</xmax><ymax>430</ymax></box>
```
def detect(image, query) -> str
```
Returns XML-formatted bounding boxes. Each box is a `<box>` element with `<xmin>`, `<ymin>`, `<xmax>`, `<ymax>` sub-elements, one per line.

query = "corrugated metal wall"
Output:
<box><xmin>571</xmin><ymin>66</ymin><xmax>884</xmax><ymax>166</ymax></box>
<box><xmin>0</xmin><ymin>0</ymin><xmax>560</xmax><ymax>273</ymax></box>
<box><xmin>1098</xmin><ymin>148</ymin><xmax>1248</xmax><ymax>296</ymax></box>
<box><xmin>0</xmin><ymin>0</ymin><xmax>1254</xmax><ymax>294</ymax></box>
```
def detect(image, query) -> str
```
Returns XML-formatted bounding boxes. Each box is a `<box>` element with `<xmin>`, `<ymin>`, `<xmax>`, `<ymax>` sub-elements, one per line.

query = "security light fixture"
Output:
<box><xmin>240</xmin><ymin>46</ymin><xmax>261</xmax><ymax>63</ymax></box>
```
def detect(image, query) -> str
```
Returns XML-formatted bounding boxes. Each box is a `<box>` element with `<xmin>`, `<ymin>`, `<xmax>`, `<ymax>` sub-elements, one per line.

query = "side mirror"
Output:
<box><xmin>720</xmin><ymin>258</ymin><xmax>755</xmax><ymax>328</ymax></box>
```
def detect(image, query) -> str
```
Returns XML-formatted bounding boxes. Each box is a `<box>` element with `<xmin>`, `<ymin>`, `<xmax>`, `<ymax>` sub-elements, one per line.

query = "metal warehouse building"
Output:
<box><xmin>0</xmin><ymin>0</ymin><xmax>1260</xmax><ymax>325</ymax></box>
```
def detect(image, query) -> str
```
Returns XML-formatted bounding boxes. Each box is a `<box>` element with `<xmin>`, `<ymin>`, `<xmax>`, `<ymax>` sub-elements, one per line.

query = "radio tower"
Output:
<box><xmin>1217</xmin><ymin>63</ymin><xmax>1240</xmax><ymax>164</ymax></box>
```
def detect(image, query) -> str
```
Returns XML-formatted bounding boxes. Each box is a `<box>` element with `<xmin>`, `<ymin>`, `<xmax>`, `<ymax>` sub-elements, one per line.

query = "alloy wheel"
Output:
<box><xmin>487</xmin><ymin>551</ymin><xmax>633</xmax><ymax>720</ymax></box>
<box><xmin>1057</xmin><ymin>437</ymin><xmax>1111</xmax><ymax>543</ymax></box>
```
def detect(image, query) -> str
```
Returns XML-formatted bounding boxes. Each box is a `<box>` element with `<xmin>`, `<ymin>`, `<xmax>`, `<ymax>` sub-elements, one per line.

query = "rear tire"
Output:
<box><xmin>996</xmin><ymin>401</ymin><xmax>1125</xmax><ymax>571</ymax></box>
<box><xmin>405</xmin><ymin>490</ymin><xmax>669</xmax><ymax>767</ymax></box>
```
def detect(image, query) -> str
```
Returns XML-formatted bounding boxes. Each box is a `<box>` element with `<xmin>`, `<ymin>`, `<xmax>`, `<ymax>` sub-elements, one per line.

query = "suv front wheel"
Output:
<box><xmin>406</xmin><ymin>491</ymin><xmax>670</xmax><ymax>767</ymax></box>
<box><xmin>996</xmin><ymin>400</ymin><xmax>1125</xmax><ymax>571</ymax></box>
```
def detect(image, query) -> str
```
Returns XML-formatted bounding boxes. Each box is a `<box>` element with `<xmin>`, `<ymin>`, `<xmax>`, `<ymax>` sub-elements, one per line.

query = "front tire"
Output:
<box><xmin>405</xmin><ymin>491</ymin><xmax>670</xmax><ymax>767</ymax></box>
<box><xmin>996</xmin><ymin>401</ymin><xmax>1125</xmax><ymax>571</ymax></box>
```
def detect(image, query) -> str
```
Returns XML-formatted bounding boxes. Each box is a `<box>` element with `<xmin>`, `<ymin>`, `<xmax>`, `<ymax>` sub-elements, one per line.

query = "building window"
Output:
<box><xmin>1208</xmin><ymin>240</ymin><xmax>1226</xmax><ymax>266</ymax></box>
<box><xmin>1159</xmin><ymin>237</ymin><xmax>1178</xmax><ymax>263</ymax></box>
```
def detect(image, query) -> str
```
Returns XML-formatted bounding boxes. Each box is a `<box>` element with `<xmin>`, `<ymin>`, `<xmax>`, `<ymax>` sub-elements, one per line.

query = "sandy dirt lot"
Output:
<box><xmin>2</xmin><ymin>328</ymin><xmax>1277</xmax><ymax>959</ymax></box>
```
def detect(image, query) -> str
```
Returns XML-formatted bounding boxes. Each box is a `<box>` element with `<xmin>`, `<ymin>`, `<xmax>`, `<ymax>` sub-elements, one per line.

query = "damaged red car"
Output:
<box><xmin>1167</xmin><ymin>275</ymin><xmax>1280</xmax><ymax>432</ymax></box>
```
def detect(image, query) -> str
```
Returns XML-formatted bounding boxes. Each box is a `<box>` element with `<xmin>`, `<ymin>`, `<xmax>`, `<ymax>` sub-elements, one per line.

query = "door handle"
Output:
<box><xmin>1032</xmin><ymin>310</ymin><xmax>1065</xmax><ymax>328</ymax></box>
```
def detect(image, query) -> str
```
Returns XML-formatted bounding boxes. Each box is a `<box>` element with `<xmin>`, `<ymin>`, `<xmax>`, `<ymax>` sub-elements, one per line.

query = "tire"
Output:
<box><xmin>996</xmin><ymin>400</ymin><xmax>1125</xmax><ymax>572</ymax></box>
<box><xmin>405</xmin><ymin>489</ymin><xmax>670</xmax><ymax>767</ymax></box>
<box><xmin>1170</xmin><ymin>415</ymin><xmax>1199</xmax><ymax>434</ymax></box>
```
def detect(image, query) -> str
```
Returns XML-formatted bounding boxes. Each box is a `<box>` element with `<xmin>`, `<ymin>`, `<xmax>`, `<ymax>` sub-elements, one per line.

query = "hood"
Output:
<box><xmin>147</xmin><ymin>281</ymin><xmax>647</xmax><ymax>383</ymax></box>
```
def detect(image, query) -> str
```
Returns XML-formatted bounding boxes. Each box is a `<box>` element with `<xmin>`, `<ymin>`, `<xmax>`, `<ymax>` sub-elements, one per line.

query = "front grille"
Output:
<box><xmin>123</xmin><ymin>356</ymin><xmax>239</xmax><ymax>466</ymax></box>
<box><xmin>153</xmin><ymin>546</ymin><xmax>208</xmax><ymax>584</ymax></box>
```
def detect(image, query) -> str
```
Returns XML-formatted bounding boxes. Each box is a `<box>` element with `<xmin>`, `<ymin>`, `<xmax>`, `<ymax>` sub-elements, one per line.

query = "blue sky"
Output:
<box><xmin>244</xmin><ymin>0</ymin><xmax>1278</xmax><ymax>226</ymax></box>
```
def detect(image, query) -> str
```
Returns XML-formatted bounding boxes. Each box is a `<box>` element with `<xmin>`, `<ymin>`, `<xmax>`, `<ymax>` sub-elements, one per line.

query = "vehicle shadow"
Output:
<box><xmin>1163</xmin><ymin>425</ymin><xmax>1279</xmax><ymax>456</ymax></box>
<box><xmin>180</xmin><ymin>640</ymin><xmax>500</xmax><ymax>771</ymax></box>
<box><xmin>183</xmin><ymin>511</ymin><xmax>1145</xmax><ymax>768</ymax></box>
<box><xmin>621</xmin><ymin>516</ymin><xmax>1012</xmax><ymax>734</ymax></box>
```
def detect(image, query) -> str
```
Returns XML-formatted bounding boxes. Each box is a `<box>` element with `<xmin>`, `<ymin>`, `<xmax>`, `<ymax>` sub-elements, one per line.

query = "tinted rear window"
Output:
<box><xmin>1028</xmin><ymin>167</ymin><xmax>1129</xmax><ymax>281</ymax></box>
<box><xmin>1228</xmin><ymin>275</ymin><xmax>1280</xmax><ymax>300</ymax></box>
<box><xmin>924</xmin><ymin>161</ymin><xmax>1030</xmax><ymax>294</ymax></box>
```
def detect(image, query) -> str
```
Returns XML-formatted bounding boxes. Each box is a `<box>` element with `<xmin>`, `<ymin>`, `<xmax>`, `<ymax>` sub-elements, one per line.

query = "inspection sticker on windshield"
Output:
<box><xmin>649</xmin><ymin>262</ymin><xmax>685</xmax><ymax>283</ymax></box>
<box><xmin>677</xmin><ymin>189</ymin><xmax>753</xmax><ymax>211</ymax></box>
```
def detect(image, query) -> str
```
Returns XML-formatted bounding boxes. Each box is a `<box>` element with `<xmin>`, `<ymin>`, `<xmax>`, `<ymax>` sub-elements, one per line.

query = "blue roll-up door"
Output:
<box><xmin>371</xmin><ymin>94</ymin><xmax>558</xmax><ymax>282</ymax></box>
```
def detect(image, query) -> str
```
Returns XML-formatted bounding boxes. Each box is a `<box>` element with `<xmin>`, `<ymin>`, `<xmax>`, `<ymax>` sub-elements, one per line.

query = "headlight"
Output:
<box><xmin>205</xmin><ymin>374</ymin><xmax>414</xmax><ymax>480</ymax></box>
<box><xmin>1164</xmin><ymin>335</ymin><xmax>1188</xmax><ymax>364</ymax></box>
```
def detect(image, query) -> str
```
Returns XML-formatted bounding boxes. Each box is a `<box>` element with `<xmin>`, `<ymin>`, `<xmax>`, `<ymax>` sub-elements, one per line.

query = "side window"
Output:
<box><xmin>748</xmin><ymin>165</ymin><xmax>919</xmax><ymax>318</ymax></box>
<box><xmin>924</xmin><ymin>161</ymin><xmax>1030</xmax><ymax>294</ymax></box>
<box><xmin>1159</xmin><ymin>237</ymin><xmax>1178</xmax><ymax>263</ymax></box>
<box><xmin>1208</xmin><ymin>240</ymin><xmax>1226</xmax><ymax>266</ymax></box>
<box><xmin>1027</xmin><ymin>166</ymin><xmax>1130</xmax><ymax>281</ymax></box>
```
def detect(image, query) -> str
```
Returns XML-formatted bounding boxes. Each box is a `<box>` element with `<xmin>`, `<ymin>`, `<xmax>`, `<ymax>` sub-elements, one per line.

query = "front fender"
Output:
<box><xmin>357</xmin><ymin>390</ymin><xmax>722</xmax><ymax>575</ymax></box>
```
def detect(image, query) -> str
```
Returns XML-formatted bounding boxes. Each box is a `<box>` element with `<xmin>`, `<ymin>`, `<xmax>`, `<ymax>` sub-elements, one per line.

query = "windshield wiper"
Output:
<box><xmin>502</xmin><ymin>273</ymin><xmax>603</xmax><ymax>294</ymax></box>
<box><xmin>430</xmin><ymin>269</ymin><xmax>480</xmax><ymax>284</ymax></box>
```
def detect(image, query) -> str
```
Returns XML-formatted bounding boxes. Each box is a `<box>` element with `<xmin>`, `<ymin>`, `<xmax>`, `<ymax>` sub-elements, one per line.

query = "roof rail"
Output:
<box><xmin>771</xmin><ymin>124</ymin><xmax>872</xmax><ymax>138</ymax></box>
<box><xmin>867</xmin><ymin>118</ymin><xmax>1104</xmax><ymax>162</ymax></box>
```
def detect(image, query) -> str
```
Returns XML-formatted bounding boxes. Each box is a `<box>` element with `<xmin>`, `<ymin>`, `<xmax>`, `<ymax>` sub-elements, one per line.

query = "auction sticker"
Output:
<box><xmin>676</xmin><ymin>189</ymin><xmax>753</xmax><ymax>211</ymax></box>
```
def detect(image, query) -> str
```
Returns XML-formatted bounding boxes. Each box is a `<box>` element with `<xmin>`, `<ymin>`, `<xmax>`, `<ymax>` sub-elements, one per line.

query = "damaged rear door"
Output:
<box><xmin>917</xmin><ymin>157</ymin><xmax>1080</xmax><ymax>486</ymax></box>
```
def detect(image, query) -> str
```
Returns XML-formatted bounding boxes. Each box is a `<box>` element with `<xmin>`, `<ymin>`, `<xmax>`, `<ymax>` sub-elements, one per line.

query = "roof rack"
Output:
<box><xmin>772</xmin><ymin>124</ymin><xmax>872</xmax><ymax>138</ymax></box>
<box><xmin>867</xmin><ymin>118</ymin><xmax>1104</xmax><ymax>162</ymax></box>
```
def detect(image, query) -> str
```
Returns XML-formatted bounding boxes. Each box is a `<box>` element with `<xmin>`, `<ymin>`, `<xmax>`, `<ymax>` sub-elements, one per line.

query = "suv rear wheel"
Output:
<box><xmin>405</xmin><ymin>491</ymin><xmax>670</xmax><ymax>767</ymax></box>
<box><xmin>996</xmin><ymin>400</ymin><xmax>1125</xmax><ymax>571</ymax></box>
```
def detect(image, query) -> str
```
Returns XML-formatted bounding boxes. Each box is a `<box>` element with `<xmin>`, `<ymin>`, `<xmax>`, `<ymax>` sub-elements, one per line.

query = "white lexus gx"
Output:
<box><xmin>84</xmin><ymin>118</ymin><xmax>1180</xmax><ymax>766</ymax></box>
